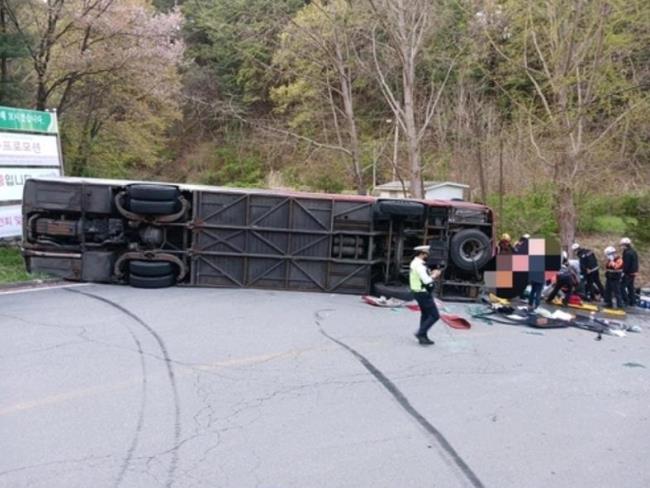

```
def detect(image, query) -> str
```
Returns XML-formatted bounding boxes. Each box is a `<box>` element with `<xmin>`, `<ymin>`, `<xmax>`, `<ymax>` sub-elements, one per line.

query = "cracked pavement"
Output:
<box><xmin>1</xmin><ymin>284</ymin><xmax>649</xmax><ymax>488</ymax></box>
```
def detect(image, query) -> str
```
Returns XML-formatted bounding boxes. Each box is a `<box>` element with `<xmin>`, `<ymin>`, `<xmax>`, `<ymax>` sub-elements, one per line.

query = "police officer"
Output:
<box><xmin>410</xmin><ymin>245</ymin><xmax>441</xmax><ymax>346</ymax></box>
<box><xmin>620</xmin><ymin>237</ymin><xmax>639</xmax><ymax>306</ymax></box>
<box><xmin>572</xmin><ymin>243</ymin><xmax>604</xmax><ymax>301</ymax></box>
<box><xmin>604</xmin><ymin>246</ymin><xmax>624</xmax><ymax>309</ymax></box>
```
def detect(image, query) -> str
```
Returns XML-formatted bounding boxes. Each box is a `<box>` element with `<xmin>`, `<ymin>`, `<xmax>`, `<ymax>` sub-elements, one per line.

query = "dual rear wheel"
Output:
<box><xmin>125</xmin><ymin>184</ymin><xmax>182</xmax><ymax>215</ymax></box>
<box><xmin>123</xmin><ymin>184</ymin><xmax>183</xmax><ymax>288</ymax></box>
<box><xmin>128</xmin><ymin>260</ymin><xmax>177</xmax><ymax>289</ymax></box>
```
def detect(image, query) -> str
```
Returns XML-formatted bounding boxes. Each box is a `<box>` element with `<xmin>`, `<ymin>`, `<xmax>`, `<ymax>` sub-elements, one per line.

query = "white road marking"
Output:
<box><xmin>0</xmin><ymin>282</ymin><xmax>90</xmax><ymax>296</ymax></box>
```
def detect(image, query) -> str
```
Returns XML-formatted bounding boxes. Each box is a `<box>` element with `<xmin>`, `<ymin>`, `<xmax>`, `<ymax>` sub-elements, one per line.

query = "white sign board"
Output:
<box><xmin>0</xmin><ymin>132</ymin><xmax>60</xmax><ymax>167</ymax></box>
<box><xmin>0</xmin><ymin>167</ymin><xmax>61</xmax><ymax>202</ymax></box>
<box><xmin>0</xmin><ymin>105</ymin><xmax>62</xmax><ymax>239</ymax></box>
<box><xmin>0</xmin><ymin>204</ymin><xmax>22</xmax><ymax>239</ymax></box>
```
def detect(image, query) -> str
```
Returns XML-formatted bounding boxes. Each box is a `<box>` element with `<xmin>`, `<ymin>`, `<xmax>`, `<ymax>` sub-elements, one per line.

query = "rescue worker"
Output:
<box><xmin>545</xmin><ymin>252</ymin><xmax>579</xmax><ymax>306</ymax></box>
<box><xmin>572</xmin><ymin>243</ymin><xmax>604</xmax><ymax>301</ymax></box>
<box><xmin>603</xmin><ymin>246</ymin><xmax>624</xmax><ymax>309</ymax></box>
<box><xmin>497</xmin><ymin>233</ymin><xmax>513</xmax><ymax>254</ymax></box>
<box><xmin>410</xmin><ymin>245</ymin><xmax>441</xmax><ymax>346</ymax></box>
<box><xmin>513</xmin><ymin>234</ymin><xmax>530</xmax><ymax>254</ymax></box>
<box><xmin>620</xmin><ymin>237</ymin><xmax>639</xmax><ymax>306</ymax></box>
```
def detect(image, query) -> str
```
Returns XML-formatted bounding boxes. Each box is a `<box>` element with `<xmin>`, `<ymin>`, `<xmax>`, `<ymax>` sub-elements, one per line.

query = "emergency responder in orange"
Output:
<box><xmin>603</xmin><ymin>246</ymin><xmax>624</xmax><ymax>309</ymax></box>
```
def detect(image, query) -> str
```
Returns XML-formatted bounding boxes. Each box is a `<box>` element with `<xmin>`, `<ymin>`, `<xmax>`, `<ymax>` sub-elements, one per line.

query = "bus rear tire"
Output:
<box><xmin>128</xmin><ymin>260</ymin><xmax>175</xmax><ymax>277</ymax></box>
<box><xmin>125</xmin><ymin>185</ymin><xmax>181</xmax><ymax>215</ymax></box>
<box><xmin>129</xmin><ymin>273</ymin><xmax>176</xmax><ymax>289</ymax></box>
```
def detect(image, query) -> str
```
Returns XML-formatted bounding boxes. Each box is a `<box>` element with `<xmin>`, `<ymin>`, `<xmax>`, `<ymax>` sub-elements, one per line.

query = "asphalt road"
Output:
<box><xmin>1</xmin><ymin>284</ymin><xmax>649</xmax><ymax>488</ymax></box>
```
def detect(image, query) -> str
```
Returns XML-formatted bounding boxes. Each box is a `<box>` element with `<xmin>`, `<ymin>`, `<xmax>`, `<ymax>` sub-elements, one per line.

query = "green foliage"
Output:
<box><xmin>591</xmin><ymin>216</ymin><xmax>628</xmax><ymax>234</ymax></box>
<box><xmin>201</xmin><ymin>147</ymin><xmax>265</xmax><ymax>188</ymax></box>
<box><xmin>621</xmin><ymin>192</ymin><xmax>650</xmax><ymax>246</ymax></box>
<box><xmin>492</xmin><ymin>189</ymin><xmax>649</xmax><ymax>245</ymax></box>
<box><xmin>576</xmin><ymin>192</ymin><xmax>647</xmax><ymax>241</ymax></box>
<box><xmin>0</xmin><ymin>3</ymin><xmax>31</xmax><ymax>106</ymax></box>
<box><xmin>183</xmin><ymin>0</ymin><xmax>304</xmax><ymax>106</ymax></box>
<box><xmin>575</xmin><ymin>193</ymin><xmax>623</xmax><ymax>233</ymax></box>
<box><xmin>62</xmin><ymin>107</ymin><xmax>179</xmax><ymax>178</ymax></box>
<box><xmin>0</xmin><ymin>246</ymin><xmax>36</xmax><ymax>284</ymax></box>
<box><xmin>306</xmin><ymin>173</ymin><xmax>345</xmax><ymax>194</ymax></box>
<box><xmin>0</xmin><ymin>0</ymin><xmax>646</xmax><ymax>235</ymax></box>
<box><xmin>488</xmin><ymin>185</ymin><xmax>558</xmax><ymax>238</ymax></box>
<box><xmin>271</xmin><ymin>160</ymin><xmax>347</xmax><ymax>194</ymax></box>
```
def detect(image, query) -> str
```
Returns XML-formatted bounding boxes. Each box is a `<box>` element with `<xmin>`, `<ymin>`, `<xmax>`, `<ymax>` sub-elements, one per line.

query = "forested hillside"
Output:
<box><xmin>1</xmin><ymin>0</ymin><xmax>648</xmax><ymax>249</ymax></box>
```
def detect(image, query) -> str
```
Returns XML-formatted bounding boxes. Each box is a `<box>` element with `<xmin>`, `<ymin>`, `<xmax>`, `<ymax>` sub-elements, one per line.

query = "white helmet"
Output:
<box><xmin>620</xmin><ymin>237</ymin><xmax>631</xmax><ymax>246</ymax></box>
<box><xmin>571</xmin><ymin>243</ymin><xmax>580</xmax><ymax>251</ymax></box>
<box><xmin>604</xmin><ymin>246</ymin><xmax>616</xmax><ymax>255</ymax></box>
<box><xmin>522</xmin><ymin>234</ymin><xmax>530</xmax><ymax>239</ymax></box>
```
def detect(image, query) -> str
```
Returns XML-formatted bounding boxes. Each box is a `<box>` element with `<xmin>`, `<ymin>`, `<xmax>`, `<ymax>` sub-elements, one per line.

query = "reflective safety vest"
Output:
<box><xmin>409</xmin><ymin>257</ymin><xmax>431</xmax><ymax>292</ymax></box>
<box><xmin>605</xmin><ymin>256</ymin><xmax>623</xmax><ymax>280</ymax></box>
<box><xmin>410</xmin><ymin>267</ymin><xmax>425</xmax><ymax>292</ymax></box>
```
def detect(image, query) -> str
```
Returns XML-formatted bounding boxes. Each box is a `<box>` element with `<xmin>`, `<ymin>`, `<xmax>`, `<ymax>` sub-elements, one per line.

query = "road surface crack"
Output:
<box><xmin>314</xmin><ymin>308</ymin><xmax>486</xmax><ymax>488</ymax></box>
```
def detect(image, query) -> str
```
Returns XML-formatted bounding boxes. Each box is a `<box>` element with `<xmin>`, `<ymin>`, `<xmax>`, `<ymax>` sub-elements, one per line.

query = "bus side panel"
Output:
<box><xmin>190</xmin><ymin>189</ymin><xmax>373</xmax><ymax>294</ymax></box>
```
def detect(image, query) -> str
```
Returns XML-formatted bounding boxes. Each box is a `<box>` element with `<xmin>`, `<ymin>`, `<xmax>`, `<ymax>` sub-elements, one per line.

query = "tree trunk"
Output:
<box><xmin>403</xmin><ymin>62</ymin><xmax>422</xmax><ymax>198</ymax></box>
<box><xmin>36</xmin><ymin>75</ymin><xmax>47</xmax><ymax>110</ymax></box>
<box><xmin>557</xmin><ymin>185</ymin><xmax>576</xmax><ymax>251</ymax></box>
<box><xmin>407</xmin><ymin>134</ymin><xmax>422</xmax><ymax>198</ymax></box>
<box><xmin>498</xmin><ymin>127</ymin><xmax>504</xmax><ymax>232</ymax></box>
<box><xmin>473</xmin><ymin>112</ymin><xmax>487</xmax><ymax>203</ymax></box>
<box><xmin>335</xmin><ymin>42</ymin><xmax>365</xmax><ymax>195</ymax></box>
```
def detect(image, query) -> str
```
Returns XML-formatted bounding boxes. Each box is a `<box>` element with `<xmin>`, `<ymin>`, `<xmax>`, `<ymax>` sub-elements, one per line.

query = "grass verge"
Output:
<box><xmin>0</xmin><ymin>245</ymin><xmax>48</xmax><ymax>285</ymax></box>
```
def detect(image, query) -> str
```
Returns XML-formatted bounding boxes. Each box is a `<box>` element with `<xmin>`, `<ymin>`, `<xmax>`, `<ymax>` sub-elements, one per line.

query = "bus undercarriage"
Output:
<box><xmin>22</xmin><ymin>178</ymin><xmax>494</xmax><ymax>300</ymax></box>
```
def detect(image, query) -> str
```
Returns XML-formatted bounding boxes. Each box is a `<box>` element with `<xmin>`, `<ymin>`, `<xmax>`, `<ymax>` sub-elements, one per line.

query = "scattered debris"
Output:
<box><xmin>362</xmin><ymin>292</ymin><xmax>644</xmax><ymax>339</ymax></box>
<box><xmin>439</xmin><ymin>314</ymin><xmax>472</xmax><ymax>330</ymax></box>
<box><xmin>623</xmin><ymin>362</ymin><xmax>646</xmax><ymax>368</ymax></box>
<box><xmin>362</xmin><ymin>295</ymin><xmax>410</xmax><ymax>308</ymax></box>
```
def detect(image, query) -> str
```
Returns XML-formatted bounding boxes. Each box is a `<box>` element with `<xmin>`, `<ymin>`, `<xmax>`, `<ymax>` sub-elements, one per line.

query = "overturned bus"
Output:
<box><xmin>21</xmin><ymin>177</ymin><xmax>495</xmax><ymax>299</ymax></box>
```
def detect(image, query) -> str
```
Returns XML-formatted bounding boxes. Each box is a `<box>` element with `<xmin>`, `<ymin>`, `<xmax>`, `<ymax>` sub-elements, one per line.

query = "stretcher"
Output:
<box><xmin>551</xmin><ymin>297</ymin><xmax>626</xmax><ymax>316</ymax></box>
<box><xmin>551</xmin><ymin>297</ymin><xmax>599</xmax><ymax>312</ymax></box>
<box><xmin>601</xmin><ymin>308</ymin><xmax>626</xmax><ymax>317</ymax></box>
<box><xmin>488</xmin><ymin>293</ymin><xmax>511</xmax><ymax>306</ymax></box>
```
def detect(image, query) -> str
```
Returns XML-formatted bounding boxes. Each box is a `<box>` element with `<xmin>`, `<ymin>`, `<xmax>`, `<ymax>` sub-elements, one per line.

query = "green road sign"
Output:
<box><xmin>0</xmin><ymin>106</ymin><xmax>58</xmax><ymax>134</ymax></box>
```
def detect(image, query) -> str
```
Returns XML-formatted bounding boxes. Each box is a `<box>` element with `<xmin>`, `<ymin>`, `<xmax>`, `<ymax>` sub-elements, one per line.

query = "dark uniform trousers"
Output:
<box><xmin>585</xmin><ymin>270</ymin><xmax>605</xmax><ymax>300</ymax></box>
<box><xmin>413</xmin><ymin>291</ymin><xmax>440</xmax><ymax>338</ymax></box>
<box><xmin>605</xmin><ymin>276</ymin><xmax>623</xmax><ymax>309</ymax></box>
<box><xmin>622</xmin><ymin>274</ymin><xmax>636</xmax><ymax>306</ymax></box>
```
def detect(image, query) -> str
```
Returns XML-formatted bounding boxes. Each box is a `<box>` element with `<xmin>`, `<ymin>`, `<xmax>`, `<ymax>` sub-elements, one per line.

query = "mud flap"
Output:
<box><xmin>81</xmin><ymin>251</ymin><xmax>116</xmax><ymax>283</ymax></box>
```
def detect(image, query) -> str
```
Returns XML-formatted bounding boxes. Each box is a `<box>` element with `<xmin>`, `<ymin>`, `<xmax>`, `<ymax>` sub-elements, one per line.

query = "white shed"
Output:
<box><xmin>374</xmin><ymin>181</ymin><xmax>469</xmax><ymax>201</ymax></box>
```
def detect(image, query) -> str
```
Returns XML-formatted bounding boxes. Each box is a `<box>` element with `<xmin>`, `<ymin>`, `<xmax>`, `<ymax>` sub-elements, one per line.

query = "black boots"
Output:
<box><xmin>415</xmin><ymin>334</ymin><xmax>434</xmax><ymax>346</ymax></box>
